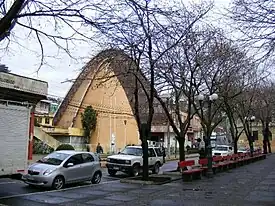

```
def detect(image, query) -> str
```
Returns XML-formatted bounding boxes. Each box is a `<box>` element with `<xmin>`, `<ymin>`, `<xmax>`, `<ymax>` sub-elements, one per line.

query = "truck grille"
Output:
<box><xmin>28</xmin><ymin>170</ymin><xmax>39</xmax><ymax>175</ymax></box>
<box><xmin>109</xmin><ymin>159</ymin><xmax>126</xmax><ymax>164</ymax></box>
<box><xmin>214</xmin><ymin>153</ymin><xmax>221</xmax><ymax>156</ymax></box>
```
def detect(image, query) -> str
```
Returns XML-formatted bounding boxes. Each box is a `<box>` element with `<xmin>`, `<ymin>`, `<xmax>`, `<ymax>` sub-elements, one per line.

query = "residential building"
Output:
<box><xmin>35</xmin><ymin>97</ymin><xmax>61</xmax><ymax>127</ymax></box>
<box><xmin>150</xmin><ymin>95</ymin><xmax>202</xmax><ymax>153</ymax></box>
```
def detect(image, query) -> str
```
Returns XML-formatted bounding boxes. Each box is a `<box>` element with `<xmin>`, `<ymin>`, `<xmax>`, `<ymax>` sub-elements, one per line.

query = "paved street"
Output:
<box><xmin>0</xmin><ymin>169</ymin><xmax>129</xmax><ymax>199</ymax></box>
<box><xmin>0</xmin><ymin>161</ymin><xmax>178</xmax><ymax>200</ymax></box>
<box><xmin>1</xmin><ymin>156</ymin><xmax>275</xmax><ymax>205</ymax></box>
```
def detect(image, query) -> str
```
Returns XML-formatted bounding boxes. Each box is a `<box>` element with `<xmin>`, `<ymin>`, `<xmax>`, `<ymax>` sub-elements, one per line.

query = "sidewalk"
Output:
<box><xmin>1</xmin><ymin>155</ymin><xmax>275</xmax><ymax>206</ymax></box>
<box><xmin>67</xmin><ymin>154</ymin><xmax>275</xmax><ymax>206</ymax></box>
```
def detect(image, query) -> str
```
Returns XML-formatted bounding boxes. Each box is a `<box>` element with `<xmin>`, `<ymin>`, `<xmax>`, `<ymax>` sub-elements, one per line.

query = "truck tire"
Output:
<box><xmin>131</xmin><ymin>164</ymin><xmax>140</xmax><ymax>177</ymax></box>
<box><xmin>152</xmin><ymin>162</ymin><xmax>160</xmax><ymax>174</ymax></box>
<box><xmin>108</xmin><ymin>169</ymin><xmax>117</xmax><ymax>176</ymax></box>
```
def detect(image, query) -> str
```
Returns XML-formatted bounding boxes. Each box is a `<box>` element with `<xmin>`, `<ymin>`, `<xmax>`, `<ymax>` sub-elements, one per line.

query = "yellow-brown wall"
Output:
<box><xmin>56</xmin><ymin>62</ymin><xmax>140</xmax><ymax>153</ymax></box>
<box><xmin>35</xmin><ymin>115</ymin><xmax>54</xmax><ymax>127</ymax></box>
<box><xmin>238</xmin><ymin>125</ymin><xmax>275</xmax><ymax>151</ymax></box>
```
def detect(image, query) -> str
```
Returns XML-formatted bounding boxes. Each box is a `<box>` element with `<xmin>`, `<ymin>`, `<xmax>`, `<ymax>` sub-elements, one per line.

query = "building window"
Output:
<box><xmin>253</xmin><ymin>131</ymin><xmax>258</xmax><ymax>141</ymax></box>
<box><xmin>45</xmin><ymin>117</ymin><xmax>50</xmax><ymax>124</ymax></box>
<box><xmin>38</xmin><ymin>117</ymin><xmax>42</xmax><ymax>123</ymax></box>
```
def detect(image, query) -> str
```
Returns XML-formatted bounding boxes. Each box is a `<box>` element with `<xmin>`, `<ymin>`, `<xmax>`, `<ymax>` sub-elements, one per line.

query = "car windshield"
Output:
<box><xmin>215</xmin><ymin>146</ymin><xmax>228</xmax><ymax>151</ymax></box>
<box><xmin>38</xmin><ymin>152</ymin><xmax>70</xmax><ymax>165</ymax></box>
<box><xmin>120</xmin><ymin>147</ymin><xmax>143</xmax><ymax>156</ymax></box>
<box><xmin>238</xmin><ymin>148</ymin><xmax>246</xmax><ymax>151</ymax></box>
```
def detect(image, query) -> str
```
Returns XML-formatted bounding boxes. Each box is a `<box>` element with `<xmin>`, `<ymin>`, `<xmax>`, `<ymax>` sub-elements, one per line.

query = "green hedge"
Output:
<box><xmin>56</xmin><ymin>144</ymin><xmax>75</xmax><ymax>151</ymax></box>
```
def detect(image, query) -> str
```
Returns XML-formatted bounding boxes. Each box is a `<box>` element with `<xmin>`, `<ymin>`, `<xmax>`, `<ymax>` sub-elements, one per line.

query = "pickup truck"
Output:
<box><xmin>106</xmin><ymin>145</ymin><xmax>163</xmax><ymax>177</ymax></box>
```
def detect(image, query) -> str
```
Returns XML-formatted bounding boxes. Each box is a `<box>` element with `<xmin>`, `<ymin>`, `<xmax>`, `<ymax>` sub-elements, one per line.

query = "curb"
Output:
<box><xmin>120</xmin><ymin>176</ymin><xmax>172</xmax><ymax>185</ymax></box>
<box><xmin>101</xmin><ymin>158</ymin><xmax>178</xmax><ymax>168</ymax></box>
<box><xmin>120</xmin><ymin>173</ymin><xmax>181</xmax><ymax>185</ymax></box>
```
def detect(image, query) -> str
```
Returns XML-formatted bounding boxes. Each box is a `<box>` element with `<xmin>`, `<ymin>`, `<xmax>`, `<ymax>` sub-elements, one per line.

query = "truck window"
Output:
<box><xmin>154</xmin><ymin>148</ymin><xmax>163</xmax><ymax>157</ymax></box>
<box><xmin>120</xmin><ymin>147</ymin><xmax>143</xmax><ymax>156</ymax></box>
<box><xmin>148</xmin><ymin>148</ymin><xmax>156</xmax><ymax>157</ymax></box>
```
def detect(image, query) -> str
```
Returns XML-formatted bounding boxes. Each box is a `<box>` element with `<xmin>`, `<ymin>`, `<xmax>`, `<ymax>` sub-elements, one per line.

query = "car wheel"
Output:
<box><xmin>92</xmin><ymin>171</ymin><xmax>102</xmax><ymax>184</ymax></box>
<box><xmin>108</xmin><ymin>169</ymin><xmax>117</xmax><ymax>176</ymax></box>
<box><xmin>52</xmin><ymin>176</ymin><xmax>65</xmax><ymax>190</ymax></box>
<box><xmin>131</xmin><ymin>164</ymin><xmax>140</xmax><ymax>177</ymax></box>
<box><xmin>152</xmin><ymin>162</ymin><xmax>160</xmax><ymax>174</ymax></box>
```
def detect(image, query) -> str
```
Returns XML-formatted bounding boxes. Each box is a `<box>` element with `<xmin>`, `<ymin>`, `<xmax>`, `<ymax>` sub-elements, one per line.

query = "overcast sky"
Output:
<box><xmin>1</xmin><ymin>0</ymin><xmax>231</xmax><ymax>98</ymax></box>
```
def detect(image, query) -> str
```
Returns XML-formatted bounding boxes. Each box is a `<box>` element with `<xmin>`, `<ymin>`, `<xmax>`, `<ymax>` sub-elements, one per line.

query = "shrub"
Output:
<box><xmin>33</xmin><ymin>137</ymin><xmax>54</xmax><ymax>154</ymax></box>
<box><xmin>56</xmin><ymin>144</ymin><xmax>75</xmax><ymax>151</ymax></box>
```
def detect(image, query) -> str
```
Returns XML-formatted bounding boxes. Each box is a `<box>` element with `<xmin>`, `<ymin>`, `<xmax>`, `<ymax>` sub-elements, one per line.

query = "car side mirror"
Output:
<box><xmin>118</xmin><ymin>152</ymin><xmax>121</xmax><ymax>154</ymax></box>
<box><xmin>67</xmin><ymin>163</ymin><xmax>74</xmax><ymax>167</ymax></box>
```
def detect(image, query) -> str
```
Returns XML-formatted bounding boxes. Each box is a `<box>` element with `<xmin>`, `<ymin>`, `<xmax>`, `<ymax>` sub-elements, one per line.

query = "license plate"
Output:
<box><xmin>113</xmin><ymin>167</ymin><xmax>119</xmax><ymax>170</ymax></box>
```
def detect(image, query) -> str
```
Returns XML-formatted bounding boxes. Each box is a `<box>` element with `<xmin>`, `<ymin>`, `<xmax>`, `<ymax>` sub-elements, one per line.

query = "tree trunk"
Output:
<box><xmin>267</xmin><ymin>140</ymin><xmax>271</xmax><ymax>153</ymax></box>
<box><xmin>141</xmin><ymin>138</ymin><xmax>149</xmax><ymax>180</ymax></box>
<box><xmin>263</xmin><ymin>126</ymin><xmax>269</xmax><ymax>154</ymax></box>
<box><xmin>140</xmin><ymin>123</ymin><xmax>149</xmax><ymax>181</ymax></box>
<box><xmin>178</xmin><ymin>137</ymin><xmax>185</xmax><ymax>161</ymax></box>
<box><xmin>263</xmin><ymin>140</ymin><xmax>268</xmax><ymax>154</ymax></box>
<box><xmin>248</xmin><ymin>138</ymin><xmax>254</xmax><ymax>157</ymax></box>
<box><xmin>0</xmin><ymin>0</ymin><xmax>25</xmax><ymax>39</ymax></box>
<box><xmin>233</xmin><ymin>140</ymin><xmax>238</xmax><ymax>154</ymax></box>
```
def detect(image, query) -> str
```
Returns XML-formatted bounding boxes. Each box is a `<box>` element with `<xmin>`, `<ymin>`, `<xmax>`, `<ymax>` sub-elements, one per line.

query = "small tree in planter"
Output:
<box><xmin>81</xmin><ymin>106</ymin><xmax>97</xmax><ymax>152</ymax></box>
<box><xmin>56</xmin><ymin>144</ymin><xmax>75</xmax><ymax>151</ymax></box>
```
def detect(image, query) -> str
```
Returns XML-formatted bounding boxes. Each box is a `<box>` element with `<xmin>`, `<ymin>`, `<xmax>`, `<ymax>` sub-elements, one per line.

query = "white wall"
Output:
<box><xmin>35</xmin><ymin>101</ymin><xmax>50</xmax><ymax>114</ymax></box>
<box><xmin>163</xmin><ymin>132</ymin><xmax>192</xmax><ymax>149</ymax></box>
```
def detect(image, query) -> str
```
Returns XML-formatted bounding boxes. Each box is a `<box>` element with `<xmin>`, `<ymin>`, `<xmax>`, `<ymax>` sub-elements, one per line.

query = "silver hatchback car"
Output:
<box><xmin>22</xmin><ymin>150</ymin><xmax>102</xmax><ymax>190</ymax></box>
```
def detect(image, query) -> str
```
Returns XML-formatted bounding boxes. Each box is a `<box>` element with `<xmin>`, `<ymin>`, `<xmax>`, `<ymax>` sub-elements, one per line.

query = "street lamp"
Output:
<box><xmin>244</xmin><ymin>115</ymin><xmax>256</xmax><ymax>156</ymax></box>
<box><xmin>197</xmin><ymin>93</ymin><xmax>218</xmax><ymax>178</ymax></box>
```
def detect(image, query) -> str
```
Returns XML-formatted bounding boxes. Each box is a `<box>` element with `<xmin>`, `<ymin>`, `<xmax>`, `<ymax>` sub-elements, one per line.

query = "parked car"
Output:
<box><xmin>22</xmin><ymin>150</ymin><xmax>102</xmax><ymax>190</ymax></box>
<box><xmin>106</xmin><ymin>145</ymin><xmax>163</xmax><ymax>177</ymax></box>
<box><xmin>212</xmin><ymin>145</ymin><xmax>234</xmax><ymax>156</ymax></box>
<box><xmin>237</xmin><ymin>147</ymin><xmax>249</xmax><ymax>154</ymax></box>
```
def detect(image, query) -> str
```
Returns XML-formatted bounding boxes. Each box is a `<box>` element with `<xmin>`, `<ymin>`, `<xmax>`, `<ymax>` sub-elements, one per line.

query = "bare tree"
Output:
<box><xmin>190</xmin><ymin>33</ymin><xmax>255</xmax><ymax>175</ymax></box>
<box><xmin>216</xmin><ymin>43</ymin><xmax>262</xmax><ymax>154</ymax></box>
<box><xmin>229</xmin><ymin>0</ymin><xmax>275</xmax><ymax>60</ymax></box>
<box><xmin>94</xmin><ymin>0</ymin><xmax>213</xmax><ymax>179</ymax></box>
<box><xmin>154</xmin><ymin>27</ymin><xmax>216</xmax><ymax>162</ymax></box>
<box><xmin>0</xmin><ymin>0</ymin><xmax>102</xmax><ymax>70</ymax></box>
<box><xmin>252</xmin><ymin>80</ymin><xmax>275</xmax><ymax>154</ymax></box>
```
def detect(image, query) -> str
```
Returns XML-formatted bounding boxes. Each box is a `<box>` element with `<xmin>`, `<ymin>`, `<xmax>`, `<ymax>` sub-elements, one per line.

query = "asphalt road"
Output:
<box><xmin>0</xmin><ymin>169</ymin><xmax>129</xmax><ymax>199</ymax></box>
<box><xmin>0</xmin><ymin>161</ymin><xmax>177</xmax><ymax>200</ymax></box>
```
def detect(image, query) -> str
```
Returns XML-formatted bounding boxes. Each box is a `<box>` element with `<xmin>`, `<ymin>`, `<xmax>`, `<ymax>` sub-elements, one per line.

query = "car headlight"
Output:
<box><xmin>106</xmin><ymin>158</ymin><xmax>110</xmax><ymax>162</ymax></box>
<box><xmin>125</xmin><ymin>160</ymin><xmax>131</xmax><ymax>164</ymax></box>
<box><xmin>43</xmin><ymin>169</ymin><xmax>55</xmax><ymax>176</ymax></box>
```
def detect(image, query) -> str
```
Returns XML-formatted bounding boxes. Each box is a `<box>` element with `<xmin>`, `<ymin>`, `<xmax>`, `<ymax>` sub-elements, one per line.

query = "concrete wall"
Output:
<box><xmin>56</xmin><ymin>65</ymin><xmax>139</xmax><ymax>154</ymax></box>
